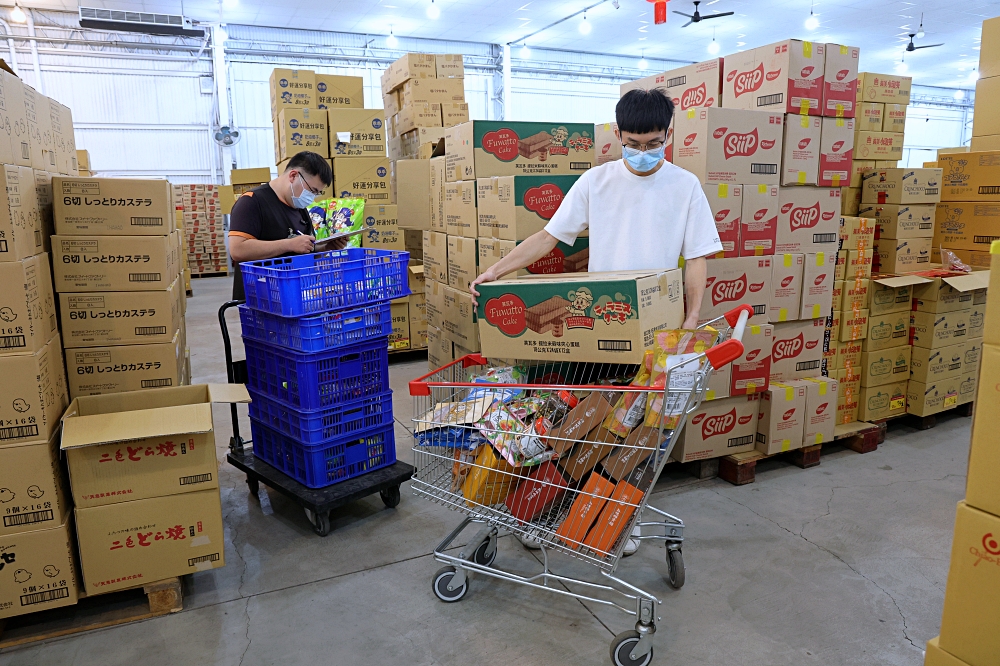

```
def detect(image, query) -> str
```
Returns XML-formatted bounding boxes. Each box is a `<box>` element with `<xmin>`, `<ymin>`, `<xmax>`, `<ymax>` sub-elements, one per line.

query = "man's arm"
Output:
<box><xmin>469</xmin><ymin>230</ymin><xmax>559</xmax><ymax>305</ymax></box>
<box><xmin>683</xmin><ymin>255</ymin><xmax>707</xmax><ymax>329</ymax></box>
<box><xmin>229</xmin><ymin>234</ymin><xmax>314</xmax><ymax>263</ymax></box>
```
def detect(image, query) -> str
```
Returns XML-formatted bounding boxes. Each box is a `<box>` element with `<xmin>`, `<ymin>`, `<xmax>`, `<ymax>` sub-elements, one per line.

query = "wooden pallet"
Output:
<box><xmin>0</xmin><ymin>578</ymin><xmax>182</xmax><ymax>649</ymax></box>
<box><xmin>717</xmin><ymin>421</ymin><xmax>880</xmax><ymax>486</ymax></box>
<box><xmin>870</xmin><ymin>402</ymin><xmax>975</xmax><ymax>435</ymax></box>
<box><xmin>190</xmin><ymin>271</ymin><xmax>229</xmax><ymax>279</ymax></box>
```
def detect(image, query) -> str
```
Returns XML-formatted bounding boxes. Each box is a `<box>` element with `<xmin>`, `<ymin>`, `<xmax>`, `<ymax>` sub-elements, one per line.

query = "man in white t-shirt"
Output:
<box><xmin>470</xmin><ymin>88</ymin><xmax>724</xmax><ymax>554</ymax></box>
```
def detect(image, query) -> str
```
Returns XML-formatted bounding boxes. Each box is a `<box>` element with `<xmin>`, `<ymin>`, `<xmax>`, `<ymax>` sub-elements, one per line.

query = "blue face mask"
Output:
<box><xmin>291</xmin><ymin>173</ymin><xmax>317</xmax><ymax>209</ymax></box>
<box><xmin>622</xmin><ymin>144</ymin><xmax>666</xmax><ymax>172</ymax></box>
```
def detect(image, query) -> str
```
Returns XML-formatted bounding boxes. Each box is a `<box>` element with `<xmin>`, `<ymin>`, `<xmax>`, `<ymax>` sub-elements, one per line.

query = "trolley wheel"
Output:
<box><xmin>610</xmin><ymin>630</ymin><xmax>653</xmax><ymax>666</ymax></box>
<box><xmin>472</xmin><ymin>538</ymin><xmax>497</xmax><ymax>567</ymax></box>
<box><xmin>432</xmin><ymin>566</ymin><xmax>468</xmax><ymax>603</ymax></box>
<box><xmin>666</xmin><ymin>548</ymin><xmax>685</xmax><ymax>589</ymax></box>
<box><xmin>304</xmin><ymin>508</ymin><xmax>332</xmax><ymax>537</ymax></box>
<box><xmin>246</xmin><ymin>476</ymin><xmax>260</xmax><ymax>496</ymax></box>
<box><xmin>380</xmin><ymin>485</ymin><xmax>401</xmax><ymax>508</ymax></box>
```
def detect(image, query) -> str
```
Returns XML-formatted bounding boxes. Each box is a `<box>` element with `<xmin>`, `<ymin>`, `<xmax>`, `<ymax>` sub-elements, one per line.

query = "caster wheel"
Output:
<box><xmin>432</xmin><ymin>566</ymin><xmax>468</xmax><ymax>603</ymax></box>
<box><xmin>380</xmin><ymin>485</ymin><xmax>401</xmax><ymax>508</ymax></box>
<box><xmin>610</xmin><ymin>630</ymin><xmax>653</xmax><ymax>666</ymax></box>
<box><xmin>246</xmin><ymin>477</ymin><xmax>260</xmax><ymax>496</ymax></box>
<box><xmin>304</xmin><ymin>508</ymin><xmax>332</xmax><ymax>537</ymax></box>
<box><xmin>666</xmin><ymin>548</ymin><xmax>685</xmax><ymax>589</ymax></box>
<box><xmin>472</xmin><ymin>538</ymin><xmax>497</xmax><ymax>567</ymax></box>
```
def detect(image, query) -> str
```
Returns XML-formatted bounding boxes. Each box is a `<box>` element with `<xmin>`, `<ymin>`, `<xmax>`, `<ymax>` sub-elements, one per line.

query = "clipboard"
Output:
<box><xmin>312</xmin><ymin>228</ymin><xmax>364</xmax><ymax>252</ymax></box>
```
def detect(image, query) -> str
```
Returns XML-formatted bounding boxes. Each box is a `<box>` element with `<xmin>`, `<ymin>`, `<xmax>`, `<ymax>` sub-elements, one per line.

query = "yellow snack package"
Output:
<box><xmin>601</xmin><ymin>351</ymin><xmax>653</xmax><ymax>437</ymax></box>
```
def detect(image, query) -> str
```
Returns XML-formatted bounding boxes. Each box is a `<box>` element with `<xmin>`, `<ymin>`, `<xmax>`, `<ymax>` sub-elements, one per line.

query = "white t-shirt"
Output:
<box><xmin>544</xmin><ymin>160</ymin><xmax>723</xmax><ymax>272</ymax></box>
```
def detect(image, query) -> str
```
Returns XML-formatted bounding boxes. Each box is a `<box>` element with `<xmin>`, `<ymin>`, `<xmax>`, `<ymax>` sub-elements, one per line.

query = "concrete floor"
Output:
<box><xmin>1</xmin><ymin>276</ymin><xmax>965</xmax><ymax>665</ymax></box>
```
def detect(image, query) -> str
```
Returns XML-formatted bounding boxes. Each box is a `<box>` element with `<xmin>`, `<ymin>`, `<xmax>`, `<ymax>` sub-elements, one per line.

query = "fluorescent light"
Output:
<box><xmin>708</xmin><ymin>39</ymin><xmax>720</xmax><ymax>55</ymax></box>
<box><xmin>386</xmin><ymin>29</ymin><xmax>398</xmax><ymax>48</ymax></box>
<box><xmin>10</xmin><ymin>5</ymin><xmax>25</xmax><ymax>23</ymax></box>
<box><xmin>222</xmin><ymin>0</ymin><xmax>238</xmax><ymax>9</ymax></box>
<box><xmin>954</xmin><ymin>89</ymin><xmax>965</xmax><ymax>100</ymax></box>
<box><xmin>426</xmin><ymin>0</ymin><xmax>440</xmax><ymax>19</ymax></box>
<box><xmin>520</xmin><ymin>44</ymin><xmax>530</xmax><ymax>58</ymax></box>
<box><xmin>579</xmin><ymin>14</ymin><xmax>591</xmax><ymax>35</ymax></box>
<box><xmin>638</xmin><ymin>57</ymin><xmax>648</xmax><ymax>70</ymax></box>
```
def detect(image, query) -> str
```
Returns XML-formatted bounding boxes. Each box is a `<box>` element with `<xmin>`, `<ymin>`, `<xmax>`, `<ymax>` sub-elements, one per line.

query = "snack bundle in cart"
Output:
<box><xmin>409</xmin><ymin>303</ymin><xmax>754</xmax><ymax>666</ymax></box>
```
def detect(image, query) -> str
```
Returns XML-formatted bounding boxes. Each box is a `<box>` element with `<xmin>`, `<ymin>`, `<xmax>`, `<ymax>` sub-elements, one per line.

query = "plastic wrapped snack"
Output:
<box><xmin>601</xmin><ymin>351</ymin><xmax>654</xmax><ymax>437</ymax></box>
<box><xmin>645</xmin><ymin>352</ymin><xmax>701</xmax><ymax>429</ymax></box>
<box><xmin>311</xmin><ymin>197</ymin><xmax>365</xmax><ymax>248</ymax></box>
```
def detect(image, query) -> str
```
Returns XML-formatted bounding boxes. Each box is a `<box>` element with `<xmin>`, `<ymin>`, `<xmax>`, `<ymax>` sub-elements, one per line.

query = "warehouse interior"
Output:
<box><xmin>0</xmin><ymin>1</ymin><xmax>996</xmax><ymax>665</ymax></box>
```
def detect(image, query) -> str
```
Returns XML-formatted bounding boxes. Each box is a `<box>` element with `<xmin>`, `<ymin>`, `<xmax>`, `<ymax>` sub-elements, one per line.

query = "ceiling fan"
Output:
<box><xmin>673</xmin><ymin>1</ymin><xmax>734</xmax><ymax>28</ymax></box>
<box><xmin>906</xmin><ymin>33</ymin><xmax>943</xmax><ymax>51</ymax></box>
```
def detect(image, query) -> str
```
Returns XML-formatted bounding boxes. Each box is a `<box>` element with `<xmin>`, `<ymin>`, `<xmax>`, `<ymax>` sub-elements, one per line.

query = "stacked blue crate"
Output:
<box><xmin>238</xmin><ymin>248</ymin><xmax>410</xmax><ymax>488</ymax></box>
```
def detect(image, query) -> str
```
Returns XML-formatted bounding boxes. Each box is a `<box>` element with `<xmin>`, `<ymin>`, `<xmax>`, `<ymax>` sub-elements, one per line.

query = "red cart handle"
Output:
<box><xmin>723</xmin><ymin>304</ymin><xmax>755</xmax><ymax>328</ymax></box>
<box><xmin>705</xmin><ymin>339</ymin><xmax>745</xmax><ymax>370</ymax></box>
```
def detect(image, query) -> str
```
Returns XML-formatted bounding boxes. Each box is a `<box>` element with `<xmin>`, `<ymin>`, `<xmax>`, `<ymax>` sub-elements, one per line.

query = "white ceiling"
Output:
<box><xmin>23</xmin><ymin>0</ymin><xmax>1000</xmax><ymax>87</ymax></box>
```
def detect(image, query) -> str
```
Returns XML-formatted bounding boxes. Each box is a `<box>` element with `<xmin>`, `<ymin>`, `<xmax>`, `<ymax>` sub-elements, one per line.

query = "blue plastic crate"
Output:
<box><xmin>239</xmin><ymin>302</ymin><xmax>392</xmax><ymax>353</ymax></box>
<box><xmin>248</xmin><ymin>389</ymin><xmax>394</xmax><ymax>445</ymax></box>
<box><xmin>241</xmin><ymin>248</ymin><xmax>410</xmax><ymax>317</ymax></box>
<box><xmin>250</xmin><ymin>420</ymin><xmax>397</xmax><ymax>489</ymax></box>
<box><xmin>243</xmin><ymin>337</ymin><xmax>389</xmax><ymax>410</ymax></box>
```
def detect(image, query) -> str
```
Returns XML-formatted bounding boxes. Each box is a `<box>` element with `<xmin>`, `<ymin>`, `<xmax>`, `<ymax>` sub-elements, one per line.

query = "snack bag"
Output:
<box><xmin>312</xmin><ymin>197</ymin><xmax>365</xmax><ymax>247</ymax></box>
<box><xmin>601</xmin><ymin>351</ymin><xmax>654</xmax><ymax>437</ymax></box>
<box><xmin>644</xmin><ymin>352</ymin><xmax>701</xmax><ymax>429</ymax></box>
<box><xmin>654</xmin><ymin>329</ymin><xmax>718</xmax><ymax>355</ymax></box>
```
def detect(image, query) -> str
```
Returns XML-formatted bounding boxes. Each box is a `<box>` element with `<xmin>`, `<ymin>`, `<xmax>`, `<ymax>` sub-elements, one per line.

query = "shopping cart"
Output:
<box><xmin>408</xmin><ymin>305</ymin><xmax>753</xmax><ymax>666</ymax></box>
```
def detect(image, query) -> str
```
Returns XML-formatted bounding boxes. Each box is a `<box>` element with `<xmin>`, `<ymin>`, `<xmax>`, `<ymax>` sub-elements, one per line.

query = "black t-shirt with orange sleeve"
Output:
<box><xmin>228</xmin><ymin>183</ymin><xmax>311</xmax><ymax>300</ymax></box>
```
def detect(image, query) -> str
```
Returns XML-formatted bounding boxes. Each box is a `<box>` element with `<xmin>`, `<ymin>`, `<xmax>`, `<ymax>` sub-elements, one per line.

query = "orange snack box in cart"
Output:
<box><xmin>582</xmin><ymin>464</ymin><xmax>656</xmax><ymax>555</ymax></box>
<box><xmin>555</xmin><ymin>471</ymin><xmax>617</xmax><ymax>549</ymax></box>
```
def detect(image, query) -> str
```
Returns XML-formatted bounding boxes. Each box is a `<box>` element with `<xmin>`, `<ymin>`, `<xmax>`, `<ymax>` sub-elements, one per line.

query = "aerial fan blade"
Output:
<box><xmin>682</xmin><ymin>19</ymin><xmax>693</xmax><ymax>27</ymax></box>
<box><xmin>913</xmin><ymin>43</ymin><xmax>944</xmax><ymax>49</ymax></box>
<box><xmin>673</xmin><ymin>11</ymin><xmax>694</xmax><ymax>17</ymax></box>
<box><xmin>702</xmin><ymin>11</ymin><xmax>735</xmax><ymax>19</ymax></box>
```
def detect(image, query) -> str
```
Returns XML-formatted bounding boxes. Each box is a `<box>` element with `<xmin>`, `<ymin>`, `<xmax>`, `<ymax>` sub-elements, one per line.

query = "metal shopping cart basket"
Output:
<box><xmin>408</xmin><ymin>305</ymin><xmax>753</xmax><ymax>666</ymax></box>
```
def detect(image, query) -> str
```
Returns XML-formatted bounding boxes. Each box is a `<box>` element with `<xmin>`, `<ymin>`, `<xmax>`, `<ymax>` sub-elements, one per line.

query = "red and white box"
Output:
<box><xmin>731</xmin><ymin>323</ymin><xmax>773</xmax><ymax>396</ymax></box>
<box><xmin>723</xmin><ymin>40</ymin><xmax>826</xmax><ymax>116</ymax></box>
<box><xmin>775</xmin><ymin>187</ymin><xmax>840</xmax><ymax>254</ymax></box>
<box><xmin>698</xmin><ymin>256</ymin><xmax>772</xmax><ymax>325</ymax></box>
<box><xmin>672</xmin><ymin>395</ymin><xmax>759</xmax><ymax>462</ymax></box>
<box><xmin>769</xmin><ymin>253</ymin><xmax>804</xmax><ymax>322</ymax></box>
<box><xmin>822</xmin><ymin>44</ymin><xmax>860</xmax><ymax>118</ymax></box>
<box><xmin>674</xmin><ymin>107</ymin><xmax>783</xmax><ymax>184</ymax></box>
<box><xmin>793</xmin><ymin>376</ymin><xmax>838</xmax><ymax>445</ymax></box>
<box><xmin>818</xmin><ymin>117</ymin><xmax>855</xmax><ymax>187</ymax></box>
<box><xmin>740</xmin><ymin>183</ymin><xmax>780</xmax><ymax>256</ymax></box>
<box><xmin>781</xmin><ymin>114</ymin><xmax>822</xmax><ymax>185</ymax></box>
<box><xmin>799</xmin><ymin>251</ymin><xmax>836</xmax><ymax>319</ymax></box>
<box><xmin>770</xmin><ymin>318</ymin><xmax>825</xmax><ymax>381</ymax></box>
<box><xmin>756</xmin><ymin>381</ymin><xmax>807</xmax><ymax>454</ymax></box>
<box><xmin>620</xmin><ymin>58</ymin><xmax>722</xmax><ymax>108</ymax></box>
<box><xmin>702</xmin><ymin>182</ymin><xmax>742</xmax><ymax>258</ymax></box>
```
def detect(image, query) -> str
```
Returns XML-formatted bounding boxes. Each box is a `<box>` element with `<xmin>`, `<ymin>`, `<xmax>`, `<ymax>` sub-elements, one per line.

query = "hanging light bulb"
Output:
<box><xmin>579</xmin><ymin>12</ymin><xmax>591</xmax><ymax>35</ymax></box>
<box><xmin>969</xmin><ymin>69</ymin><xmax>980</xmax><ymax>82</ymax></box>
<box><xmin>916</xmin><ymin>13</ymin><xmax>925</xmax><ymax>39</ymax></box>
<box><xmin>954</xmin><ymin>89</ymin><xmax>965</xmax><ymax>100</ymax></box>
<box><xmin>707</xmin><ymin>27</ymin><xmax>720</xmax><ymax>55</ymax></box>
<box><xmin>426</xmin><ymin>0</ymin><xmax>440</xmax><ymax>19</ymax></box>
<box><xmin>520</xmin><ymin>43</ymin><xmax>530</xmax><ymax>59</ymax></box>
<box><xmin>10</xmin><ymin>5</ymin><xmax>25</xmax><ymax>23</ymax></box>
<box><xmin>804</xmin><ymin>0</ymin><xmax>818</xmax><ymax>30</ymax></box>
<box><xmin>638</xmin><ymin>51</ymin><xmax>648</xmax><ymax>70</ymax></box>
<box><xmin>895</xmin><ymin>60</ymin><xmax>908</xmax><ymax>74</ymax></box>
<box><xmin>386</xmin><ymin>27</ymin><xmax>398</xmax><ymax>48</ymax></box>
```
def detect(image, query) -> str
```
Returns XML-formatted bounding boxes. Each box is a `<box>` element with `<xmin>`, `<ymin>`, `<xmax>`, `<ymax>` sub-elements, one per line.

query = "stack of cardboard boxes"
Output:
<box><xmin>52</xmin><ymin>177</ymin><xmax>187</xmax><ymax>398</ymax></box>
<box><xmin>176</xmin><ymin>184</ymin><xmax>227</xmax><ymax>276</ymax></box>
<box><xmin>76</xmin><ymin>149</ymin><xmax>91</xmax><ymax>177</ymax></box>
<box><xmin>922</xmin><ymin>245</ymin><xmax>1000</xmax><ymax>665</ymax></box>
<box><xmin>969</xmin><ymin>16</ymin><xmax>1000</xmax><ymax>153</ymax></box>
<box><xmin>861</xmin><ymin>167</ymin><xmax>939</xmax><ymax>274</ymax></box>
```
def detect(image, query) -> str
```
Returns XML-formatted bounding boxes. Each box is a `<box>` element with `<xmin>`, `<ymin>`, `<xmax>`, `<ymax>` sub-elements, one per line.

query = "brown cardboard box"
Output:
<box><xmin>314</xmin><ymin>74</ymin><xmax>363</xmax><ymax>109</ymax></box>
<box><xmin>798</xmin><ymin>377</ymin><xmax>838</xmax><ymax>445</ymax></box>
<box><xmin>0</xmin><ymin>71</ymin><xmax>20</xmax><ymax>166</ymax></box>
<box><xmin>838</xmin><ymin>215</ymin><xmax>875</xmax><ymax>253</ymax></box>
<box><xmin>844</xmin><ymin>249</ymin><xmax>873</xmax><ymax>281</ymax></box>
<box><xmin>817</xmin><ymin>116</ymin><xmax>854</xmax><ymax>189</ymax></box>
<box><xmin>839</xmin><ymin>308</ymin><xmax>869</xmax><ymax>342</ymax></box>
<box><xmin>861</xmin><ymin>168</ymin><xmax>943</xmax><ymax>205</ymax></box>
<box><xmin>672</xmin><ymin>395</ymin><xmax>758</xmax><ymax>462</ymax></box>
<box><xmin>775</xmin><ymin>187</ymin><xmax>841</xmax><ymax>254</ymax></box>
<box><xmin>973</xmin><ymin>76</ymin><xmax>1000</xmax><ymax>137</ymax></box>
<box><xmin>270</xmin><ymin>68</ymin><xmax>315</xmax><ymax>118</ymax></box>
<box><xmin>970</xmin><ymin>134</ymin><xmax>1000</xmax><ymax>152</ymax></box>
<box><xmin>0</xmin><ymin>334</ymin><xmax>66</xmax><ymax>444</ymax></box>
<box><xmin>857</xmin><ymin>379</ymin><xmax>907</xmax><ymax>420</ymax></box>
<box><xmin>699</xmin><ymin>256</ymin><xmax>772</xmax><ymax>325</ymax></box>
<box><xmin>800</xmin><ymin>251</ymin><xmax>835</xmax><ymax>319</ymax></box>
<box><xmin>882</xmin><ymin>104</ymin><xmax>907</xmax><ymax>133</ymax></box>
<box><xmin>730</xmin><ymin>323</ymin><xmax>772</xmax><ymax>396</ymax></box>
<box><xmin>389</xmin><ymin>301</ymin><xmax>409</xmax><ymax>350</ymax></box>
<box><xmin>441</xmin><ymin>102</ymin><xmax>469</xmax><ymax>128</ymax></box>
<box><xmin>33</xmin><ymin>170</ymin><xmax>53</xmax><ymax>249</ymax></box>
<box><xmin>477</xmin><ymin>270</ymin><xmax>682</xmax><ymax>364</ymax></box>
<box><xmin>75</xmin><ymin>488</ymin><xmax>225</xmax><ymax>594</ymax></box>
<box><xmin>755</xmin><ymin>382</ymin><xmax>806</xmax><ymax>454</ymax></box>
<box><xmin>834</xmin><ymin>369</ymin><xmax>860</xmax><ymax>423</ymax></box>
<box><xmin>906</xmin><ymin>371</ymin><xmax>977</xmax><ymax>416</ymax></box>
<box><xmin>230</xmin><ymin>167</ymin><xmax>271</xmax><ymax>186</ymax></box>
<box><xmin>856</xmin><ymin>103</ymin><xmax>883</xmax><ymax>132</ymax></box>
<box><xmin>911</xmin><ymin>309</ymin><xmax>975</xmax><ymax>349</ymax></box>
<box><xmin>0</xmin><ymin>165</ymin><xmax>43</xmax><ymax>262</ymax></box>
<box><xmin>444</xmin><ymin>180</ymin><xmax>477</xmax><ymax>237</ymax></box>
<box><xmin>869</xmin><ymin>275</ymin><xmax>926</xmax><ymax>315</ymax></box>
<box><xmin>770</xmin><ymin>318</ymin><xmax>824</xmax><ymax>381</ymax></box>
<box><xmin>875</xmin><ymin>237</ymin><xmax>932</xmax><ymax>273</ymax></box>
<box><xmin>933</xmin><ymin>201</ymin><xmax>1000</xmax><ymax>251</ymax></box>
<box><xmin>768</xmin><ymin>253</ymin><xmax>803</xmax><ymax>322</ymax></box>
<box><xmin>360</xmin><ymin>204</ymin><xmax>403</xmax><ymax>251</ymax></box>
<box><xmin>410</xmin><ymin>314</ymin><xmax>427</xmax><ymax>349</ymax></box>
<box><xmin>841</xmin><ymin>186</ymin><xmax>862</xmax><ymax>215</ymax></box>
<box><xmin>967</xmin><ymin>343</ymin><xmax>1000</xmax><ymax>514</ymax></box>
<box><xmin>910</xmin><ymin>340</ymin><xmax>977</xmax><ymax>384</ymax></box>
<box><xmin>939</xmin><ymin>151</ymin><xmax>1000</xmax><ymax>202</ymax></box>
<box><xmin>445</xmin><ymin>121</ymin><xmax>595</xmax><ymax>182</ymax></box>
<box><xmin>396</xmin><ymin>78</ymin><xmax>465</xmax><ymax>108</ymax></box>
<box><xmin>333</xmin><ymin>157</ymin><xmax>391</xmax><ymax>202</ymax></box>
<box><xmin>21</xmin><ymin>84</ymin><xmax>45</xmax><ymax>170</ymax></box>
<box><xmin>395</xmin><ymin>159</ymin><xmax>430</xmax><ymax>230</ymax></box>
<box><xmin>0</xmin><ymin>432</ymin><xmax>69</xmax><ymax>536</ymax></box>
<box><xmin>476</xmin><ymin>175</ymin><xmax>581</xmax><ymax>241</ymax></box>
<box><xmin>853</xmin><ymin>132</ymin><xmax>904</xmax><ymax>161</ymax></box>
<box><xmin>381</xmin><ymin>54</ymin><xmax>436</xmax><ymax>94</ymax></box>
<box><xmin>0</xmin><ymin>253</ymin><xmax>57</xmax><ymax>355</ymax></box>
<box><xmin>328</xmin><ymin>109</ymin><xmax>386</xmax><ymax>158</ymax></box>
<box><xmin>859</xmin><ymin>345</ymin><xmax>911</xmax><ymax>388</ymax></box>
<box><xmin>838</xmin><ymin>278</ymin><xmax>870</xmax><ymax>312</ymax></box>
<box><xmin>426</xmin><ymin>325</ymin><xmax>450</xmax><ymax>369</ymax></box>
<box><xmin>425</xmin><ymin>278</ymin><xmax>445</xmax><ymax>330</ymax></box>
<box><xmin>674</xmin><ymin>107</ymin><xmax>783</xmax><ymax>184</ymax></box>
<box><xmin>52</xmin><ymin>176</ymin><xmax>175</xmax><ymax>236</ymax></box>
<box><xmin>422</xmin><ymin>231</ymin><xmax>447</xmax><ymax>284</ymax></box>
<box><xmin>912</xmin><ymin>273</ymin><xmax>989</xmax><ymax>313</ymax></box>
<box><xmin>436</xmin><ymin>54</ymin><xmax>465</xmax><ymax>79</ymax></box>
<box><xmin>857</xmin><ymin>72</ymin><xmax>911</xmax><ymax>104</ymax></box>
<box><xmin>860</xmin><ymin>203</ymin><xmax>935</xmax><ymax>239</ymax></box>
<box><xmin>446</xmin><ymin>236</ymin><xmax>477</xmax><ymax>289</ymax></box>
<box><xmin>442</xmin><ymin>285</ymin><xmax>479</xmax><ymax>351</ymax></box>
<box><xmin>59</xmin><ymin>276</ymin><xmax>180</xmax><ymax>348</ymax></box>
<box><xmin>478</xmin><ymin>237</ymin><xmax>516</xmax><ymax>280</ymax></box>
<box><xmin>863</xmin><ymin>310</ymin><xmax>910</xmax><ymax>352</ymax></box>
<box><xmin>849</xmin><ymin>160</ymin><xmax>876</xmax><ymax>188</ymax></box>
<box><xmin>53</xmin><ymin>233</ymin><xmax>175</xmax><ymax>292</ymax></box>
<box><xmin>66</xmin><ymin>330</ymin><xmax>182</xmax><ymax>399</ymax></box>
<box><xmin>924</xmin><ymin>637</ymin><xmax>971</xmax><ymax>666</ymax></box>
<box><xmin>274</xmin><ymin>108</ymin><xmax>329</xmax><ymax>162</ymax></box>
<box><xmin>721</xmin><ymin>40</ymin><xmax>825</xmax><ymax>115</ymax></box>
<box><xmin>0</xmin><ymin>517</ymin><xmax>78</xmax><ymax>618</ymax></box>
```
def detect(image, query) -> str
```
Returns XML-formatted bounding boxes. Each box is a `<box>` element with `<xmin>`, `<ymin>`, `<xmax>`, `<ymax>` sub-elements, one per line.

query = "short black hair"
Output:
<box><xmin>616</xmin><ymin>88</ymin><xmax>674</xmax><ymax>135</ymax></box>
<box><xmin>285</xmin><ymin>151</ymin><xmax>332</xmax><ymax>186</ymax></box>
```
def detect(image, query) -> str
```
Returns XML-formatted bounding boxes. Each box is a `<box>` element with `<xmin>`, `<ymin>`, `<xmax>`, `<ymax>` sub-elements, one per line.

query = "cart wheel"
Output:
<box><xmin>246</xmin><ymin>476</ymin><xmax>260</xmax><ymax>496</ymax></box>
<box><xmin>666</xmin><ymin>548</ymin><xmax>685</xmax><ymax>589</ymax></box>
<box><xmin>610</xmin><ymin>630</ymin><xmax>653</xmax><ymax>666</ymax></box>
<box><xmin>304</xmin><ymin>508</ymin><xmax>332</xmax><ymax>537</ymax></box>
<box><xmin>472</xmin><ymin>539</ymin><xmax>497</xmax><ymax>567</ymax></box>
<box><xmin>380</xmin><ymin>485</ymin><xmax>401</xmax><ymax>508</ymax></box>
<box><xmin>432</xmin><ymin>566</ymin><xmax>468</xmax><ymax>603</ymax></box>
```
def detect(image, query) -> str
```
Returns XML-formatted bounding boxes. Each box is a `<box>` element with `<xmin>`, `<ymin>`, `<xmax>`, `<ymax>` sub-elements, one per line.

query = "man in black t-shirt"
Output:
<box><xmin>228</xmin><ymin>151</ymin><xmax>335</xmax><ymax>301</ymax></box>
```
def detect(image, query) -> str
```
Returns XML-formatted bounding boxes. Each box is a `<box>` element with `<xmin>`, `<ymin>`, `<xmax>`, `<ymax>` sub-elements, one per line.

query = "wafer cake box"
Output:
<box><xmin>476</xmin><ymin>270</ymin><xmax>683</xmax><ymax>364</ymax></box>
<box><xmin>445</xmin><ymin>121</ymin><xmax>595</xmax><ymax>182</ymax></box>
<box><xmin>477</xmin><ymin>175</ymin><xmax>582</xmax><ymax>241</ymax></box>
